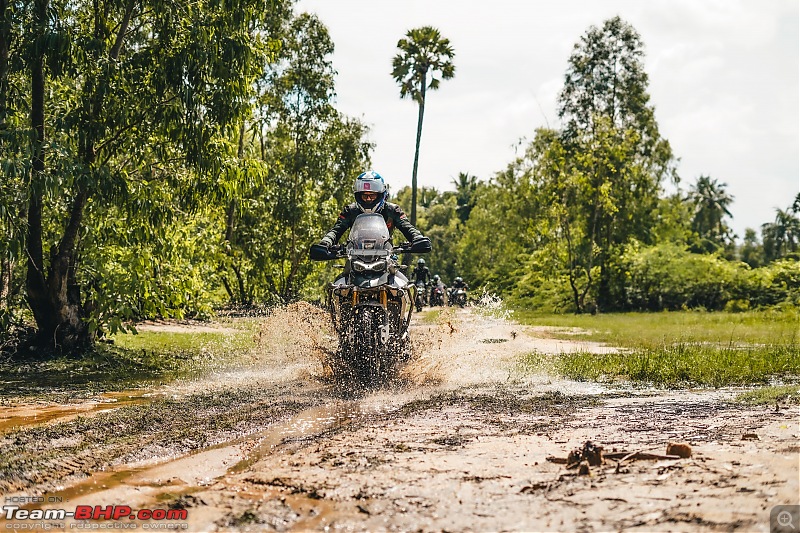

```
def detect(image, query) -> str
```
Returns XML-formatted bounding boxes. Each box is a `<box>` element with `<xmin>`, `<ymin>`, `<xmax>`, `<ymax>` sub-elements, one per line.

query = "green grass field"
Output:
<box><xmin>516</xmin><ymin>309</ymin><xmax>800</xmax><ymax>389</ymax></box>
<box><xmin>0</xmin><ymin>319</ymin><xmax>259</xmax><ymax>398</ymax></box>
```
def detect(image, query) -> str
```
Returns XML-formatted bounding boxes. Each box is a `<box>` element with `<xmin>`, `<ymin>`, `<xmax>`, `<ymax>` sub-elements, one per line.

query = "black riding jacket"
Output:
<box><xmin>412</xmin><ymin>265</ymin><xmax>431</xmax><ymax>284</ymax></box>
<box><xmin>319</xmin><ymin>202</ymin><xmax>423</xmax><ymax>247</ymax></box>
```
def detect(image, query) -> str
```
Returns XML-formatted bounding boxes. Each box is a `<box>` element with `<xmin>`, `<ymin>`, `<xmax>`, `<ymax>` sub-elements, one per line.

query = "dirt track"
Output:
<box><xmin>1</xmin><ymin>305</ymin><xmax>798</xmax><ymax>532</ymax></box>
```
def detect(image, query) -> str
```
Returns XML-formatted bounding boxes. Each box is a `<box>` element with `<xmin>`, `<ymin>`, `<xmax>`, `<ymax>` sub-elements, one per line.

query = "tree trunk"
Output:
<box><xmin>0</xmin><ymin>0</ymin><xmax>9</xmax><ymax>124</ymax></box>
<box><xmin>0</xmin><ymin>257</ymin><xmax>10</xmax><ymax>310</ymax></box>
<box><xmin>26</xmin><ymin>0</ymin><xmax>54</xmax><ymax>344</ymax></box>
<box><xmin>410</xmin><ymin>70</ymin><xmax>427</xmax><ymax>227</ymax></box>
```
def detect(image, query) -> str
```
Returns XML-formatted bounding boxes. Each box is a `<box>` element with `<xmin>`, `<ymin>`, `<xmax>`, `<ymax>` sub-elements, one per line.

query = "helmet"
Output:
<box><xmin>353</xmin><ymin>171</ymin><xmax>388</xmax><ymax>213</ymax></box>
<box><xmin>417</xmin><ymin>258</ymin><xmax>425</xmax><ymax>265</ymax></box>
<box><xmin>433</xmin><ymin>275</ymin><xmax>440</xmax><ymax>282</ymax></box>
<box><xmin>455</xmin><ymin>276</ymin><xmax>463</xmax><ymax>283</ymax></box>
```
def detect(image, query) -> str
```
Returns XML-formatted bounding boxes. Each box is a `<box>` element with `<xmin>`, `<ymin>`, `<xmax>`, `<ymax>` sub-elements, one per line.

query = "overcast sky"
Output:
<box><xmin>294</xmin><ymin>0</ymin><xmax>798</xmax><ymax>239</ymax></box>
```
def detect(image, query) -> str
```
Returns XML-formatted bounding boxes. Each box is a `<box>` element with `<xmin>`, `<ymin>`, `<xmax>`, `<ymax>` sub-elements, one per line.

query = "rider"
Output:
<box><xmin>451</xmin><ymin>276</ymin><xmax>468</xmax><ymax>290</ymax></box>
<box><xmin>429</xmin><ymin>274</ymin><xmax>446</xmax><ymax>305</ymax></box>
<box><xmin>315</xmin><ymin>171</ymin><xmax>430</xmax><ymax>251</ymax></box>
<box><xmin>412</xmin><ymin>258</ymin><xmax>431</xmax><ymax>285</ymax></box>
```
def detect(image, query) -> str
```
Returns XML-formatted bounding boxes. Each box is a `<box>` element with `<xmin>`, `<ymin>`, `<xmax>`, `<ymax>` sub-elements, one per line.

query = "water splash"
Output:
<box><xmin>472</xmin><ymin>289</ymin><xmax>514</xmax><ymax>321</ymax></box>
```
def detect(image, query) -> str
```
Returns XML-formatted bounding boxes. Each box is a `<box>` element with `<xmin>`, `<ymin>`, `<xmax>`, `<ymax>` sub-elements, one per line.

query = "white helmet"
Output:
<box><xmin>353</xmin><ymin>171</ymin><xmax>388</xmax><ymax>213</ymax></box>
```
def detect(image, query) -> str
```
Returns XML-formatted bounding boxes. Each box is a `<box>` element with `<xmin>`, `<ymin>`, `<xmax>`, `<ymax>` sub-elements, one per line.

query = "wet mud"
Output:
<box><xmin>0</xmin><ymin>303</ymin><xmax>797</xmax><ymax>532</ymax></box>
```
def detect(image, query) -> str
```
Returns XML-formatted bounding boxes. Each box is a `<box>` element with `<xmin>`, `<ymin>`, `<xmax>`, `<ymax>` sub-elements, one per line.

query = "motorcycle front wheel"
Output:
<box><xmin>351</xmin><ymin>306</ymin><xmax>386</xmax><ymax>388</ymax></box>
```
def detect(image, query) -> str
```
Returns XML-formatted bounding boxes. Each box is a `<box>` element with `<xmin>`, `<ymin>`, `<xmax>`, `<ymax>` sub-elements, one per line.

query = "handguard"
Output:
<box><xmin>309</xmin><ymin>243</ymin><xmax>340</xmax><ymax>261</ymax></box>
<box><xmin>408</xmin><ymin>237</ymin><xmax>432</xmax><ymax>253</ymax></box>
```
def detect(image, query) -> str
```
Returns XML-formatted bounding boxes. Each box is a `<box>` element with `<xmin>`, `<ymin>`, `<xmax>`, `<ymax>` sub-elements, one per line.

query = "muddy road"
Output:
<box><xmin>1</xmin><ymin>304</ymin><xmax>798</xmax><ymax>532</ymax></box>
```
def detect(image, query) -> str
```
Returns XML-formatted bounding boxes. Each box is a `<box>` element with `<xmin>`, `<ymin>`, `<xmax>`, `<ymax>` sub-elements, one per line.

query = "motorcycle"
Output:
<box><xmin>310</xmin><ymin>213</ymin><xmax>431</xmax><ymax>387</ymax></box>
<box><xmin>448</xmin><ymin>286</ymin><xmax>468</xmax><ymax>308</ymax></box>
<box><xmin>429</xmin><ymin>284</ymin><xmax>445</xmax><ymax>307</ymax></box>
<box><xmin>414</xmin><ymin>280</ymin><xmax>427</xmax><ymax>312</ymax></box>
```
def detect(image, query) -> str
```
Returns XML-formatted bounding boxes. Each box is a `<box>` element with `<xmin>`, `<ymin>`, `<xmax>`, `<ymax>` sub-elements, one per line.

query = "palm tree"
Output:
<box><xmin>391</xmin><ymin>26</ymin><xmax>455</xmax><ymax>226</ymax></box>
<box><xmin>762</xmin><ymin>206</ymin><xmax>800</xmax><ymax>261</ymax></box>
<box><xmin>687</xmin><ymin>175</ymin><xmax>734</xmax><ymax>246</ymax></box>
<box><xmin>452</xmin><ymin>171</ymin><xmax>478</xmax><ymax>224</ymax></box>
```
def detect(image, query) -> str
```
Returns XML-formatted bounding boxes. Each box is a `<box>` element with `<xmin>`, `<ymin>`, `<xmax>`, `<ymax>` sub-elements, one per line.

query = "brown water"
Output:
<box><xmin>0</xmin><ymin>392</ymin><xmax>158</xmax><ymax>434</ymax></box>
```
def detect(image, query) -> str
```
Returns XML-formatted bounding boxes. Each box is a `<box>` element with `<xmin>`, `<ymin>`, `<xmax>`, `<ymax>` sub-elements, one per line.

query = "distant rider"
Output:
<box><xmin>429</xmin><ymin>274</ymin><xmax>446</xmax><ymax>306</ymax></box>
<box><xmin>314</xmin><ymin>171</ymin><xmax>430</xmax><ymax>251</ymax></box>
<box><xmin>451</xmin><ymin>276</ymin><xmax>468</xmax><ymax>290</ymax></box>
<box><xmin>412</xmin><ymin>258</ymin><xmax>431</xmax><ymax>285</ymax></box>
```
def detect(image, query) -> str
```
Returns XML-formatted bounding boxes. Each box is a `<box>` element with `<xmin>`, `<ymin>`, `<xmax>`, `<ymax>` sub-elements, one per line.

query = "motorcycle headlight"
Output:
<box><xmin>352</xmin><ymin>260</ymin><xmax>386</xmax><ymax>273</ymax></box>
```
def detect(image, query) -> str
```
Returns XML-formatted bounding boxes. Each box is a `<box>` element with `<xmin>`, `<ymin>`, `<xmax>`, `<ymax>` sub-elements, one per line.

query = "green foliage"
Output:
<box><xmin>391</xmin><ymin>26</ymin><xmax>456</xmax><ymax>104</ymax></box>
<box><xmin>0</xmin><ymin>1</ymin><xmax>374</xmax><ymax>349</ymax></box>
<box><xmin>739</xmin><ymin>228</ymin><xmax>765</xmax><ymax>268</ymax></box>
<box><xmin>621</xmin><ymin>243</ymin><xmax>745</xmax><ymax>310</ymax></box>
<box><xmin>551</xmin><ymin>17</ymin><xmax>676</xmax><ymax>311</ymax></box>
<box><xmin>394</xmin><ymin>185</ymin><xmax>461</xmax><ymax>283</ymax></box>
<box><xmin>81</xmin><ymin>205</ymin><xmax>224</xmax><ymax>335</ymax></box>
<box><xmin>220</xmin><ymin>14</ymin><xmax>373</xmax><ymax>305</ymax></box>
<box><xmin>452</xmin><ymin>172</ymin><xmax>478</xmax><ymax>224</ymax></box>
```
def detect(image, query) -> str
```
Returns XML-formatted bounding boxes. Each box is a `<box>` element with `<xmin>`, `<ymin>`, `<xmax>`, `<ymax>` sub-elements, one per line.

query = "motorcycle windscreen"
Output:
<box><xmin>347</xmin><ymin>213</ymin><xmax>392</xmax><ymax>258</ymax></box>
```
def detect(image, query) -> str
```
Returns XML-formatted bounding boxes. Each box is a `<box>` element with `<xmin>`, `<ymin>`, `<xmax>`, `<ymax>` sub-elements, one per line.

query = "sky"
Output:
<box><xmin>293</xmin><ymin>0</ymin><xmax>799</xmax><ymax>239</ymax></box>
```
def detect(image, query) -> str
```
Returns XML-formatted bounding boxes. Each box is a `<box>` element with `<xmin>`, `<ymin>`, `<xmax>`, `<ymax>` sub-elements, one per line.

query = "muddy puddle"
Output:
<box><xmin>0</xmin><ymin>391</ymin><xmax>162</xmax><ymax>434</ymax></box>
<box><xmin>1</xmin><ymin>304</ymin><xmax>797</xmax><ymax>532</ymax></box>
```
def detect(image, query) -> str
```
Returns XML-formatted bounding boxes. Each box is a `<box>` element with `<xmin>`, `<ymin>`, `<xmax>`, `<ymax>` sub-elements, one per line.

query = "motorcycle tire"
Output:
<box><xmin>351</xmin><ymin>306</ymin><xmax>385</xmax><ymax>388</ymax></box>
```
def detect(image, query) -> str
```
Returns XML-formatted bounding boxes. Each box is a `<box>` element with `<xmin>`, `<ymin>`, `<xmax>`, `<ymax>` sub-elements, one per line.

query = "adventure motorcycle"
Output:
<box><xmin>310</xmin><ymin>213</ymin><xmax>431</xmax><ymax>387</ymax></box>
<box><xmin>448</xmin><ymin>286</ymin><xmax>468</xmax><ymax>308</ymax></box>
<box><xmin>429</xmin><ymin>284</ymin><xmax>445</xmax><ymax>307</ymax></box>
<box><xmin>414</xmin><ymin>281</ymin><xmax>427</xmax><ymax>312</ymax></box>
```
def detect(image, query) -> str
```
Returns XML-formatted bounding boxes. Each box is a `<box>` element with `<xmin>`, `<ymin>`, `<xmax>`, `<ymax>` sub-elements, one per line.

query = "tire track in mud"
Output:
<box><xmin>0</xmin><ymin>385</ymin><xmax>321</xmax><ymax>494</ymax></box>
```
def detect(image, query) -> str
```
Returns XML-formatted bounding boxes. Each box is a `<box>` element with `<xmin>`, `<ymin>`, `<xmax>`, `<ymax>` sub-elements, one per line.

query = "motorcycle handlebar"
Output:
<box><xmin>310</xmin><ymin>236</ymin><xmax>431</xmax><ymax>261</ymax></box>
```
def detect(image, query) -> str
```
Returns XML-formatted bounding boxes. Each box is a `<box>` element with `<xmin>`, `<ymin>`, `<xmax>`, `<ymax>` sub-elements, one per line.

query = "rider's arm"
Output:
<box><xmin>319</xmin><ymin>206</ymin><xmax>357</xmax><ymax>247</ymax></box>
<box><xmin>388</xmin><ymin>204</ymin><xmax>424</xmax><ymax>243</ymax></box>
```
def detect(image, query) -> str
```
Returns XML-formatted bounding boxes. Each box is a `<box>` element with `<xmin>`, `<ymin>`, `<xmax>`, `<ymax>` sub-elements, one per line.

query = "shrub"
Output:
<box><xmin>621</xmin><ymin>243</ymin><xmax>746</xmax><ymax>311</ymax></box>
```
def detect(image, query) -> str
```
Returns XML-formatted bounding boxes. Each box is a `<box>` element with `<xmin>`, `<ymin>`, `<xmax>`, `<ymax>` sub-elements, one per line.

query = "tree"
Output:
<box><xmin>224</xmin><ymin>14</ymin><xmax>372</xmax><ymax>304</ymax></box>
<box><xmin>554</xmin><ymin>16</ymin><xmax>675</xmax><ymax>311</ymax></box>
<box><xmin>7</xmin><ymin>0</ymin><xmax>293</xmax><ymax>353</ymax></box>
<box><xmin>391</xmin><ymin>26</ymin><xmax>455</xmax><ymax>226</ymax></box>
<box><xmin>739</xmin><ymin>228</ymin><xmax>764</xmax><ymax>268</ymax></box>
<box><xmin>453</xmin><ymin>172</ymin><xmax>478</xmax><ymax>224</ymax></box>
<box><xmin>762</xmin><ymin>194</ymin><xmax>800</xmax><ymax>262</ymax></box>
<box><xmin>687</xmin><ymin>175</ymin><xmax>735</xmax><ymax>252</ymax></box>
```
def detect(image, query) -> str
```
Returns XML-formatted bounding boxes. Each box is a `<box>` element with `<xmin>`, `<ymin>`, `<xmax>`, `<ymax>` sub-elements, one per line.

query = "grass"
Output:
<box><xmin>0</xmin><ymin>318</ymin><xmax>259</xmax><ymax>398</ymax></box>
<box><xmin>517</xmin><ymin>309</ymin><xmax>800</xmax><ymax>388</ymax></box>
<box><xmin>735</xmin><ymin>385</ymin><xmax>800</xmax><ymax>405</ymax></box>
